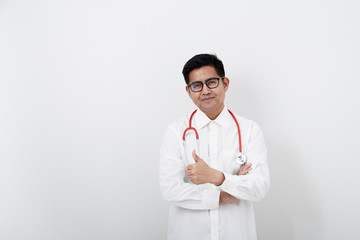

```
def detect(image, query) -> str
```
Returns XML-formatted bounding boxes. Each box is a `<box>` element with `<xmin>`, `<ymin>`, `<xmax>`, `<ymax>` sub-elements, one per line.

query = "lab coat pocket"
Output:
<box><xmin>222</xmin><ymin>149</ymin><xmax>240</xmax><ymax>175</ymax></box>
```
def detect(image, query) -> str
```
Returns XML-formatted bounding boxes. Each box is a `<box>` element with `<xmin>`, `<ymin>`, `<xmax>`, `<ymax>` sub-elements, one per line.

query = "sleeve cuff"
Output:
<box><xmin>202</xmin><ymin>189</ymin><xmax>220</xmax><ymax>209</ymax></box>
<box><xmin>219</xmin><ymin>172</ymin><xmax>238</xmax><ymax>193</ymax></box>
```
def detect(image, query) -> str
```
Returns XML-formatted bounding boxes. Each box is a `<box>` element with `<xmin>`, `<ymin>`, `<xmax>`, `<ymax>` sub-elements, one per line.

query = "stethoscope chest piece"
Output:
<box><xmin>236</xmin><ymin>152</ymin><xmax>247</xmax><ymax>165</ymax></box>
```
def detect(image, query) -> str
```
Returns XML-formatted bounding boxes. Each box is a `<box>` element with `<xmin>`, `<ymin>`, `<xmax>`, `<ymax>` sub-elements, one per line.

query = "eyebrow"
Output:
<box><xmin>190</xmin><ymin>77</ymin><xmax>219</xmax><ymax>84</ymax></box>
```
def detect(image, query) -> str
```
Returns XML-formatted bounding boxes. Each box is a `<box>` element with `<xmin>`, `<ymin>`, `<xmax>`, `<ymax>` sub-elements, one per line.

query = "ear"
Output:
<box><xmin>223</xmin><ymin>77</ymin><xmax>230</xmax><ymax>92</ymax></box>
<box><xmin>186</xmin><ymin>85</ymin><xmax>191</xmax><ymax>97</ymax></box>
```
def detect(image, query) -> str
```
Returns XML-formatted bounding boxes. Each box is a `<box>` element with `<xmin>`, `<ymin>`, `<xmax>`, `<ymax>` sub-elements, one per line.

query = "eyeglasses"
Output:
<box><xmin>188</xmin><ymin>77</ymin><xmax>225</xmax><ymax>92</ymax></box>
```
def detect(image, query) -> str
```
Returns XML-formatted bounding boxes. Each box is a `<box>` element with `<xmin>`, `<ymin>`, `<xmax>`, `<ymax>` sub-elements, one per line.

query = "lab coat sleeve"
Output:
<box><xmin>219</xmin><ymin>123</ymin><xmax>270</xmax><ymax>201</ymax></box>
<box><xmin>159</xmin><ymin>125</ymin><xmax>220</xmax><ymax>210</ymax></box>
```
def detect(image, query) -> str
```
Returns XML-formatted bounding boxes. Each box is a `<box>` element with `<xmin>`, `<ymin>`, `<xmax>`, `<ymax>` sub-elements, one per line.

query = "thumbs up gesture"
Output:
<box><xmin>186</xmin><ymin>150</ymin><xmax>224</xmax><ymax>185</ymax></box>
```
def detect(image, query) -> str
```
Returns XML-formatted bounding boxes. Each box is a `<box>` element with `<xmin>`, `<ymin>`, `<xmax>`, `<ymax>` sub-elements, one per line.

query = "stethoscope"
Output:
<box><xmin>182</xmin><ymin>109</ymin><xmax>247</xmax><ymax>165</ymax></box>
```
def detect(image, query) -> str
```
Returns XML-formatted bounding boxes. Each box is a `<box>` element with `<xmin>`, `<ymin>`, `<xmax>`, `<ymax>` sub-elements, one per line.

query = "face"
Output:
<box><xmin>186</xmin><ymin>65</ymin><xmax>229</xmax><ymax>119</ymax></box>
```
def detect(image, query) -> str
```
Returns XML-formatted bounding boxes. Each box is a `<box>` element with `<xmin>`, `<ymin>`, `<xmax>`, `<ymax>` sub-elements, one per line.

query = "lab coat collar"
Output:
<box><xmin>194</xmin><ymin>106</ymin><xmax>230</xmax><ymax>130</ymax></box>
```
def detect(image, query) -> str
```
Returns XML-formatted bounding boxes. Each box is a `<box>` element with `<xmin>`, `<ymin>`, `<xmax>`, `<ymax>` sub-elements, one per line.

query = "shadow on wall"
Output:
<box><xmin>254</xmin><ymin>140</ymin><xmax>323</xmax><ymax>239</ymax></box>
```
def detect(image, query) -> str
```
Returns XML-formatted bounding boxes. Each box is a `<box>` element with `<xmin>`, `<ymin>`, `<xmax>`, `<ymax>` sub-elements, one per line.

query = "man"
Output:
<box><xmin>159</xmin><ymin>54</ymin><xmax>270</xmax><ymax>240</ymax></box>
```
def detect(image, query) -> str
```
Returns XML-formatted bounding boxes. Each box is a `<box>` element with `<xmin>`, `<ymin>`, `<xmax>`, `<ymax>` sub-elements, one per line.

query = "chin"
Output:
<box><xmin>200</xmin><ymin>105</ymin><xmax>216</xmax><ymax>114</ymax></box>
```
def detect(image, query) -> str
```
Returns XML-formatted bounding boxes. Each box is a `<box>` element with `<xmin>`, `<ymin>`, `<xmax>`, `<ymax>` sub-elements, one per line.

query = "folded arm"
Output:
<box><xmin>218</xmin><ymin>123</ymin><xmax>270</xmax><ymax>202</ymax></box>
<box><xmin>159</xmin><ymin>125</ymin><xmax>255</xmax><ymax>209</ymax></box>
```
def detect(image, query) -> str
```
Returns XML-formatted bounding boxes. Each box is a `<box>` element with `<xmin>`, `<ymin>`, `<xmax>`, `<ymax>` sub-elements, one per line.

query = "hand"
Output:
<box><xmin>219</xmin><ymin>191</ymin><xmax>238</xmax><ymax>205</ymax></box>
<box><xmin>186</xmin><ymin>150</ymin><xmax>224</xmax><ymax>185</ymax></box>
<box><xmin>238</xmin><ymin>163</ymin><xmax>252</xmax><ymax>176</ymax></box>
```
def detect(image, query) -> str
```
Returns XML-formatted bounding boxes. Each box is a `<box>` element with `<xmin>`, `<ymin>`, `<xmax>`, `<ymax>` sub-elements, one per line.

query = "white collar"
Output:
<box><xmin>193</xmin><ymin>106</ymin><xmax>231</xmax><ymax>130</ymax></box>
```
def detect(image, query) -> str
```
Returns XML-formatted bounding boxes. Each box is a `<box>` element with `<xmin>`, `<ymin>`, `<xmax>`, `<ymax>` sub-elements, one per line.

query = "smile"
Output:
<box><xmin>202</xmin><ymin>97</ymin><xmax>214</xmax><ymax>102</ymax></box>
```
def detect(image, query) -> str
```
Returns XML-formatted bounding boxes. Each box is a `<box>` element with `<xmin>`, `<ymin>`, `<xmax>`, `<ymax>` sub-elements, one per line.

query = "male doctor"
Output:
<box><xmin>159</xmin><ymin>54</ymin><xmax>270</xmax><ymax>240</ymax></box>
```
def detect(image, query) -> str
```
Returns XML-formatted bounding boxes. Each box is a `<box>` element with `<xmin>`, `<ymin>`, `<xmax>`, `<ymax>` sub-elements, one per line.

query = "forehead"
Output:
<box><xmin>188</xmin><ymin>65</ymin><xmax>219</xmax><ymax>84</ymax></box>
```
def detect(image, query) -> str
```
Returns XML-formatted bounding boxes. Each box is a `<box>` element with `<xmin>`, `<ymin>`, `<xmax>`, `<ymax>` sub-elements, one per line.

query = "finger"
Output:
<box><xmin>239</xmin><ymin>165</ymin><xmax>249</xmax><ymax>172</ymax></box>
<box><xmin>242</xmin><ymin>164</ymin><xmax>251</xmax><ymax>171</ymax></box>
<box><xmin>187</xmin><ymin>164</ymin><xmax>194</xmax><ymax>170</ymax></box>
<box><xmin>241</xmin><ymin>167</ymin><xmax>253</xmax><ymax>175</ymax></box>
<box><xmin>244</xmin><ymin>164</ymin><xmax>251</xmax><ymax>170</ymax></box>
<box><xmin>238</xmin><ymin>166</ymin><xmax>251</xmax><ymax>176</ymax></box>
<box><xmin>192</xmin><ymin>149</ymin><xmax>200</xmax><ymax>163</ymax></box>
<box><xmin>244</xmin><ymin>165</ymin><xmax>252</xmax><ymax>171</ymax></box>
<box><xmin>186</xmin><ymin>169</ymin><xmax>193</xmax><ymax>177</ymax></box>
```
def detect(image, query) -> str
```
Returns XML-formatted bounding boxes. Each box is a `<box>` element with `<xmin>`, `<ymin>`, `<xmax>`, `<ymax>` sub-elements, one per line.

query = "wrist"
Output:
<box><xmin>212</xmin><ymin>170</ymin><xmax>225</xmax><ymax>186</ymax></box>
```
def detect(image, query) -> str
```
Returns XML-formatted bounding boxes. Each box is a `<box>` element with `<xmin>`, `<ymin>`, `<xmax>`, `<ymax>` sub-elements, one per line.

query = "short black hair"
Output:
<box><xmin>182</xmin><ymin>53</ymin><xmax>225</xmax><ymax>85</ymax></box>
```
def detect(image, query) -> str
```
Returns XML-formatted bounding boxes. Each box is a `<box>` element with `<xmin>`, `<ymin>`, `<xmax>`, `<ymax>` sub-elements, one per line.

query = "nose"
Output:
<box><xmin>202</xmin><ymin>83</ymin><xmax>211</xmax><ymax>94</ymax></box>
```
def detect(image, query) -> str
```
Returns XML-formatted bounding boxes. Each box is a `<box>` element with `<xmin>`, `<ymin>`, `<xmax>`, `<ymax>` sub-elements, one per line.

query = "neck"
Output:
<box><xmin>204</xmin><ymin>105</ymin><xmax>224</xmax><ymax>120</ymax></box>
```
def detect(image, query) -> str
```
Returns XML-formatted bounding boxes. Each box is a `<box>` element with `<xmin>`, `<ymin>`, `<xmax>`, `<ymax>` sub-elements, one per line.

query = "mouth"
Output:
<box><xmin>201</xmin><ymin>97</ymin><xmax>215</xmax><ymax>102</ymax></box>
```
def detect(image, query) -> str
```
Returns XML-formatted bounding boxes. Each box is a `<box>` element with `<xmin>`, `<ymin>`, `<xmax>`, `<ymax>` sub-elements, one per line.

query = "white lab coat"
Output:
<box><xmin>159</xmin><ymin>107</ymin><xmax>270</xmax><ymax>240</ymax></box>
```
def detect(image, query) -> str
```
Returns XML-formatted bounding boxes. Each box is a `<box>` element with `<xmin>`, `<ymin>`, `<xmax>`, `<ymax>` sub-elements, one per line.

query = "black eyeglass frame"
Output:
<box><xmin>187</xmin><ymin>77</ymin><xmax>225</xmax><ymax>92</ymax></box>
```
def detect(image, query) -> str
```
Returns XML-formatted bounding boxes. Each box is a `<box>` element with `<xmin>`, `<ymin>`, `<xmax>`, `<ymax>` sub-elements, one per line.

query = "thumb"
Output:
<box><xmin>192</xmin><ymin>149</ymin><xmax>201</xmax><ymax>163</ymax></box>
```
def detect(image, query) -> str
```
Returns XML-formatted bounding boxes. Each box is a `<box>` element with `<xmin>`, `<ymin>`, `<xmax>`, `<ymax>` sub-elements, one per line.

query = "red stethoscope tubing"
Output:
<box><xmin>182</xmin><ymin>109</ymin><xmax>242</xmax><ymax>153</ymax></box>
<box><xmin>182</xmin><ymin>110</ymin><xmax>199</xmax><ymax>140</ymax></box>
<box><xmin>227</xmin><ymin>109</ymin><xmax>242</xmax><ymax>153</ymax></box>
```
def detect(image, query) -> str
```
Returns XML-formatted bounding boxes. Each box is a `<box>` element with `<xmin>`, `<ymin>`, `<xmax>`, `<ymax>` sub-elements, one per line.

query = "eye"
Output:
<box><xmin>208</xmin><ymin>80</ymin><xmax>217</xmax><ymax>85</ymax></box>
<box><xmin>207</xmin><ymin>79</ymin><xmax>218</xmax><ymax>86</ymax></box>
<box><xmin>192</xmin><ymin>82</ymin><xmax>202</xmax><ymax>89</ymax></box>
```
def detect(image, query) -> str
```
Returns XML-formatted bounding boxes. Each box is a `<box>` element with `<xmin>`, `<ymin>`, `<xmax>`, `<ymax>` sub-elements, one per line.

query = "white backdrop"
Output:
<box><xmin>1</xmin><ymin>0</ymin><xmax>359</xmax><ymax>239</ymax></box>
